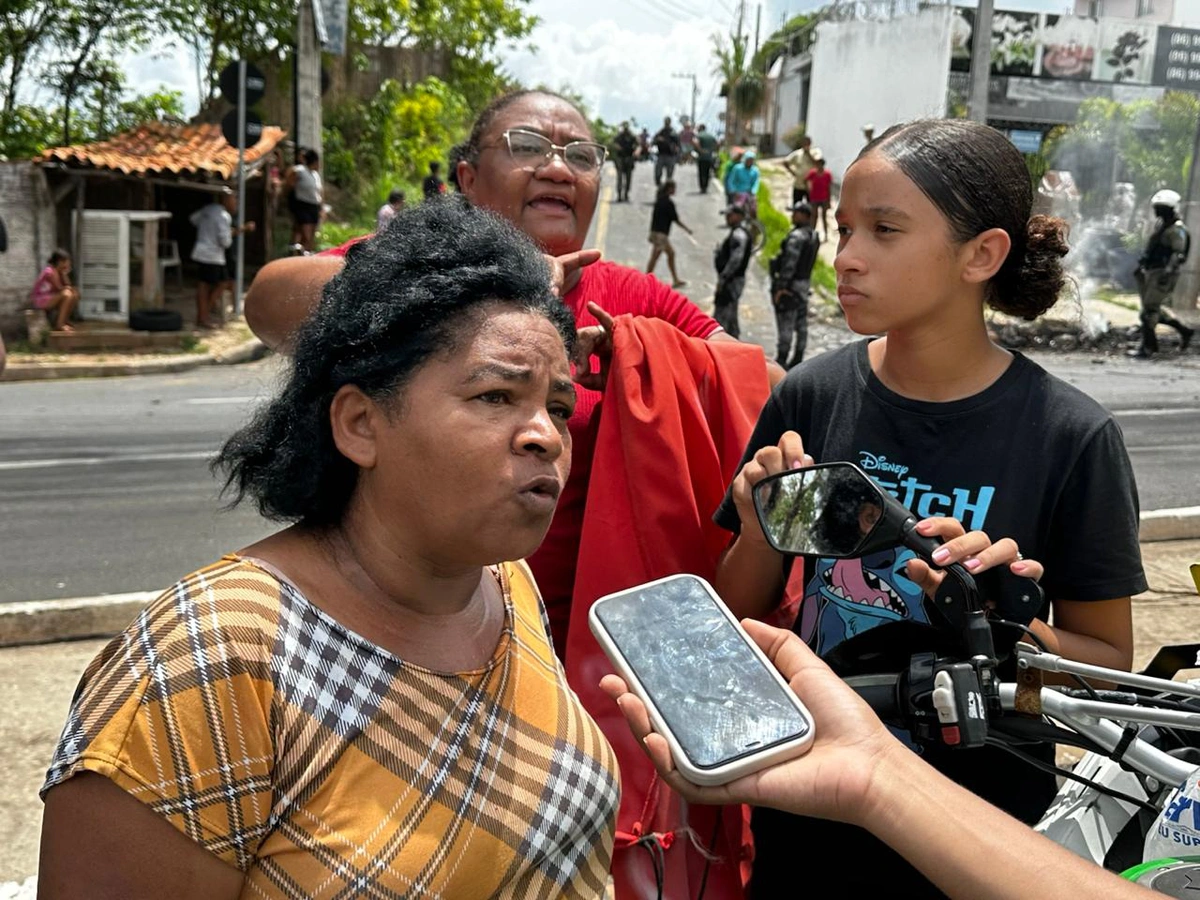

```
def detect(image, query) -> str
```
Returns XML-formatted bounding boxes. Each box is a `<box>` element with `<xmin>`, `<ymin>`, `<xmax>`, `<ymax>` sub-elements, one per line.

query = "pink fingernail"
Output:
<box><xmin>1012</xmin><ymin>562</ymin><xmax>1028</xmax><ymax>574</ymax></box>
<box><xmin>932</xmin><ymin>548</ymin><xmax>950</xmax><ymax>564</ymax></box>
<box><xmin>791</xmin><ymin>460</ymin><xmax>804</xmax><ymax>469</ymax></box>
<box><xmin>965</xmin><ymin>558</ymin><xmax>982</xmax><ymax>571</ymax></box>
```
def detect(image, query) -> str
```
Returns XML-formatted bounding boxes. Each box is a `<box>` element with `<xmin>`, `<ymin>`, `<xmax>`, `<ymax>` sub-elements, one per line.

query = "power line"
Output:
<box><xmin>640</xmin><ymin>0</ymin><xmax>695</xmax><ymax>24</ymax></box>
<box><xmin>624</xmin><ymin>0</ymin><xmax>675</xmax><ymax>29</ymax></box>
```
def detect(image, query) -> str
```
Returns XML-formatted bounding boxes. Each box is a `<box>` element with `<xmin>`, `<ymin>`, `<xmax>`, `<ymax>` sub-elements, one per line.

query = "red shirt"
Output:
<box><xmin>319</xmin><ymin>235</ymin><xmax>370</xmax><ymax>257</ymax></box>
<box><xmin>530</xmin><ymin>261</ymin><xmax>721</xmax><ymax>654</ymax></box>
<box><xmin>806</xmin><ymin>167</ymin><xmax>833</xmax><ymax>204</ymax></box>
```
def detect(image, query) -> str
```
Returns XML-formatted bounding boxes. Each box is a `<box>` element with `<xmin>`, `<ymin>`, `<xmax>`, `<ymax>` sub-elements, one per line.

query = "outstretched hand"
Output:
<box><xmin>546</xmin><ymin>249</ymin><xmax>601</xmax><ymax>297</ymax></box>
<box><xmin>571</xmin><ymin>301</ymin><xmax>617</xmax><ymax>392</ymax></box>
<box><xmin>601</xmin><ymin>619</ymin><xmax>900</xmax><ymax>826</ymax></box>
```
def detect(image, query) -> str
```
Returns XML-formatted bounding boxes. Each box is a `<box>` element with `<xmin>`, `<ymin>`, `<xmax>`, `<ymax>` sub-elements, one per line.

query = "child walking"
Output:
<box><xmin>646</xmin><ymin>180</ymin><xmax>692</xmax><ymax>288</ymax></box>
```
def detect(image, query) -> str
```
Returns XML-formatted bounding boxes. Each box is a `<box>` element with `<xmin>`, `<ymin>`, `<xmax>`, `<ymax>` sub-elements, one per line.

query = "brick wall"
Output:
<box><xmin>0</xmin><ymin>162</ymin><xmax>56</xmax><ymax>337</ymax></box>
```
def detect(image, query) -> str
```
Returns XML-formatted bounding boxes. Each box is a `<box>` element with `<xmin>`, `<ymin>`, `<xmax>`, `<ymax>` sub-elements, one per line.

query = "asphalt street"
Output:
<box><xmin>0</xmin><ymin>362</ymin><xmax>280</xmax><ymax>604</ymax></box>
<box><xmin>0</xmin><ymin>167</ymin><xmax>1197</xmax><ymax>604</ymax></box>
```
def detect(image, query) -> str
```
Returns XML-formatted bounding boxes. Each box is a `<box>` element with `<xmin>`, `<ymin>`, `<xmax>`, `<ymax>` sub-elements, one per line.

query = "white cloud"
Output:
<box><xmin>501</xmin><ymin>11</ymin><xmax>731</xmax><ymax>130</ymax></box>
<box><xmin>120</xmin><ymin>45</ymin><xmax>199</xmax><ymax>111</ymax></box>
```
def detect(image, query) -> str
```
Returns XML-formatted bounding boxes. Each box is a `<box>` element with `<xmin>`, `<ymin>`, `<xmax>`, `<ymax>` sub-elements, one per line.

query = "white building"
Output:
<box><xmin>766</xmin><ymin>2</ymin><xmax>1193</xmax><ymax>180</ymax></box>
<box><xmin>1075</xmin><ymin>0</ymin><xmax>1200</xmax><ymax>27</ymax></box>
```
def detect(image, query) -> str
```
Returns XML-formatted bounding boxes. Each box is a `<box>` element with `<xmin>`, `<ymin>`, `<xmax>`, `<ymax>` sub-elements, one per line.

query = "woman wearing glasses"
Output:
<box><xmin>245</xmin><ymin>89</ymin><xmax>777</xmax><ymax>658</ymax></box>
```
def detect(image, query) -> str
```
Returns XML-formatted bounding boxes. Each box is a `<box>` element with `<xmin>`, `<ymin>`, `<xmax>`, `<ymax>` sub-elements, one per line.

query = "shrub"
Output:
<box><xmin>781</xmin><ymin>124</ymin><xmax>807</xmax><ymax>151</ymax></box>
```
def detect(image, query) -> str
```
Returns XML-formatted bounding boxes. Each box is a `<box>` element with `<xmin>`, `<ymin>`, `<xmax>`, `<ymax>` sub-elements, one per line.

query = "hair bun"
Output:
<box><xmin>988</xmin><ymin>215</ymin><xmax>1070</xmax><ymax>321</ymax></box>
<box><xmin>1026</xmin><ymin>215</ymin><xmax>1070</xmax><ymax>259</ymax></box>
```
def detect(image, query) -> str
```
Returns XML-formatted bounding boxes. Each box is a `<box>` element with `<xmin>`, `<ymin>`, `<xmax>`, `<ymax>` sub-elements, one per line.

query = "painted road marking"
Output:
<box><xmin>0</xmin><ymin>450</ymin><xmax>212</xmax><ymax>471</ymax></box>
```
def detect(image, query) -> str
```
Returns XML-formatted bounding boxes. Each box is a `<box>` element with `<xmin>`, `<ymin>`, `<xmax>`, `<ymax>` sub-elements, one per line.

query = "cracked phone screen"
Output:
<box><xmin>596</xmin><ymin>576</ymin><xmax>810</xmax><ymax>769</ymax></box>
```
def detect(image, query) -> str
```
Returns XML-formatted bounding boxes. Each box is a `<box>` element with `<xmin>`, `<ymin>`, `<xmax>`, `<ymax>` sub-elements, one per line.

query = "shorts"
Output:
<box><xmin>293</xmin><ymin>200</ymin><xmax>321</xmax><ymax>225</ymax></box>
<box><xmin>648</xmin><ymin>231</ymin><xmax>673</xmax><ymax>252</ymax></box>
<box><xmin>197</xmin><ymin>262</ymin><xmax>230</xmax><ymax>285</ymax></box>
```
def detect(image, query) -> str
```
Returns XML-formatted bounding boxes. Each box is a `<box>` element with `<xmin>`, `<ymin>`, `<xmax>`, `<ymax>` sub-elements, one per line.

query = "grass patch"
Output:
<box><xmin>754</xmin><ymin>181</ymin><xmax>837</xmax><ymax>299</ymax></box>
<box><xmin>180</xmin><ymin>334</ymin><xmax>207</xmax><ymax>354</ymax></box>
<box><xmin>756</xmin><ymin>180</ymin><xmax>790</xmax><ymax>269</ymax></box>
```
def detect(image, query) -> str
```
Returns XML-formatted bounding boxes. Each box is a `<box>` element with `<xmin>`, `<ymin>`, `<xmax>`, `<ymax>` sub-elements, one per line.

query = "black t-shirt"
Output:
<box><xmin>653</xmin><ymin>128</ymin><xmax>679</xmax><ymax>156</ymax></box>
<box><xmin>650</xmin><ymin>196</ymin><xmax>679</xmax><ymax>235</ymax></box>
<box><xmin>714</xmin><ymin>340</ymin><xmax>1146</xmax><ymax>897</ymax></box>
<box><xmin>613</xmin><ymin>131</ymin><xmax>638</xmax><ymax>158</ymax></box>
<box><xmin>422</xmin><ymin>174</ymin><xmax>445</xmax><ymax>199</ymax></box>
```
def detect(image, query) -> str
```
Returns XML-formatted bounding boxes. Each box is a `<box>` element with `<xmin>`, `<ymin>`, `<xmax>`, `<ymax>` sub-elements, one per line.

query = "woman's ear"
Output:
<box><xmin>329</xmin><ymin>385</ymin><xmax>380</xmax><ymax>469</ymax></box>
<box><xmin>960</xmin><ymin>227</ymin><xmax>1012</xmax><ymax>286</ymax></box>
<box><xmin>456</xmin><ymin>159</ymin><xmax>477</xmax><ymax>198</ymax></box>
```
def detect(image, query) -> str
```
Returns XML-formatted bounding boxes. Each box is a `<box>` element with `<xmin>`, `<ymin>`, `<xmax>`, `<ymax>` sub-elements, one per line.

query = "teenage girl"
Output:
<box><xmin>713</xmin><ymin>119</ymin><xmax>1144</xmax><ymax>898</ymax></box>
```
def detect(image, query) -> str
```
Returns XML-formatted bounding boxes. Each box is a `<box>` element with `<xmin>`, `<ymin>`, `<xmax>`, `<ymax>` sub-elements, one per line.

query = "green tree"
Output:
<box><xmin>0</xmin><ymin>0</ymin><xmax>61</xmax><ymax>140</ymax></box>
<box><xmin>347</xmin><ymin>0</ymin><xmax>537</xmax><ymax>108</ymax></box>
<box><xmin>321</xmin><ymin>75</ymin><xmax>470</xmax><ymax>225</ymax></box>
<box><xmin>163</xmin><ymin>0</ymin><xmax>293</xmax><ymax>110</ymax></box>
<box><xmin>1051</xmin><ymin>91</ymin><xmax>1200</xmax><ymax>215</ymax></box>
<box><xmin>711</xmin><ymin>8</ymin><xmax>764</xmax><ymax>146</ymax></box>
<box><xmin>752</xmin><ymin>12</ymin><xmax>815</xmax><ymax>74</ymax></box>
<box><xmin>0</xmin><ymin>103</ymin><xmax>60</xmax><ymax>158</ymax></box>
<box><xmin>42</xmin><ymin>0</ymin><xmax>162</xmax><ymax>144</ymax></box>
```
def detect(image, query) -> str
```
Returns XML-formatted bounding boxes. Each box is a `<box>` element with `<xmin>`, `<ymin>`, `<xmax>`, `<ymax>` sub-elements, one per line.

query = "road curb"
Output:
<box><xmin>0</xmin><ymin>337</ymin><xmax>268</xmax><ymax>383</ymax></box>
<box><xmin>1139</xmin><ymin>507</ymin><xmax>1200</xmax><ymax>543</ymax></box>
<box><xmin>3</xmin><ymin>508</ymin><xmax>1198</xmax><ymax>649</ymax></box>
<box><xmin>0</xmin><ymin>592</ymin><xmax>158</xmax><ymax>648</ymax></box>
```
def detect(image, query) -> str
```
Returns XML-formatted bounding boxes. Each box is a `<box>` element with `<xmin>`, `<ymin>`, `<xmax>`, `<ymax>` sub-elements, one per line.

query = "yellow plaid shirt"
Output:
<box><xmin>44</xmin><ymin>556</ymin><xmax>619</xmax><ymax>898</ymax></box>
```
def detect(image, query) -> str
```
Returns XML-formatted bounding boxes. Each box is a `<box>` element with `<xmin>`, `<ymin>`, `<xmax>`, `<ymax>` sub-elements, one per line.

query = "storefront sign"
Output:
<box><xmin>1151</xmin><ymin>26</ymin><xmax>1200</xmax><ymax>91</ymax></box>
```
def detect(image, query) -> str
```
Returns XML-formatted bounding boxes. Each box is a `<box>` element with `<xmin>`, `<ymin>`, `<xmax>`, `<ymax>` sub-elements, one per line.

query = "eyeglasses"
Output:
<box><xmin>492</xmin><ymin>129</ymin><xmax>607</xmax><ymax>175</ymax></box>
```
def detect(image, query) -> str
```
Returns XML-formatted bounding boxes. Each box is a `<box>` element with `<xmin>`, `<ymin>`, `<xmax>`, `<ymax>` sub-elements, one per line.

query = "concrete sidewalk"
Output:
<box><xmin>1</xmin><ymin>539</ymin><xmax>1197</xmax><ymax>885</ymax></box>
<box><xmin>1</xmin><ymin>333</ymin><xmax>268</xmax><ymax>382</ymax></box>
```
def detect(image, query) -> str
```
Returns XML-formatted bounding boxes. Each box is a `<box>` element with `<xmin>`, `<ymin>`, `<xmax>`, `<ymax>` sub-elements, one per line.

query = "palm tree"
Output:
<box><xmin>711</xmin><ymin>14</ymin><xmax>765</xmax><ymax>147</ymax></box>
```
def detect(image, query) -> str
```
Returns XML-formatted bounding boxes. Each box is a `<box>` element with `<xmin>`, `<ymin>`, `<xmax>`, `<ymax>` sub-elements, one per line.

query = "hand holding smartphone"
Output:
<box><xmin>589</xmin><ymin>574</ymin><xmax>815</xmax><ymax>786</ymax></box>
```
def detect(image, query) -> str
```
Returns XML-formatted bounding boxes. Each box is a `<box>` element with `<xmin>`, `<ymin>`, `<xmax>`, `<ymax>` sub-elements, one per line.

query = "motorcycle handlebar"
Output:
<box><xmin>999</xmin><ymin>684</ymin><xmax>1196</xmax><ymax>786</ymax></box>
<box><xmin>845</xmin><ymin>674</ymin><xmax>902</xmax><ymax>721</ymax></box>
<box><xmin>850</xmin><ymin>672</ymin><xmax>1198</xmax><ymax>787</ymax></box>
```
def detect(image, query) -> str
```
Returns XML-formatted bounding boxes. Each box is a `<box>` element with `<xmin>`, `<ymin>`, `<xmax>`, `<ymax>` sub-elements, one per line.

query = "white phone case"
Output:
<box><xmin>589</xmin><ymin>573</ymin><xmax>815</xmax><ymax>786</ymax></box>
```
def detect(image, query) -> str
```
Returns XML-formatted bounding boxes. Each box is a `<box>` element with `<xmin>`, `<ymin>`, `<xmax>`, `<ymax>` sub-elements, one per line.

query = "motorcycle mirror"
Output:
<box><xmin>752</xmin><ymin>462</ymin><xmax>921</xmax><ymax>559</ymax></box>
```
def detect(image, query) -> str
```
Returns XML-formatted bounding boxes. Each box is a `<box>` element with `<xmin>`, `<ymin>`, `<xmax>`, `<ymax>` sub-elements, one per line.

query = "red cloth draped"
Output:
<box><xmin>564</xmin><ymin>316</ymin><xmax>771</xmax><ymax>899</ymax></box>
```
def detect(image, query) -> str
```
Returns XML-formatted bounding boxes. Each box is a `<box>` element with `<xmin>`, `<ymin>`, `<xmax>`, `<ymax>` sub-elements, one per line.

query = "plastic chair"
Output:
<box><xmin>159</xmin><ymin>239</ymin><xmax>182</xmax><ymax>288</ymax></box>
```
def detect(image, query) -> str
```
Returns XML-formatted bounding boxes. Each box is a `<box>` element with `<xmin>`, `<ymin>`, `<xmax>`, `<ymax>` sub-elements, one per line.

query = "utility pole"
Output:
<box><xmin>296</xmin><ymin>0</ymin><xmax>323</xmax><ymax>156</ymax></box>
<box><xmin>1175</xmin><ymin>116</ymin><xmax>1200</xmax><ymax>311</ymax></box>
<box><xmin>754</xmin><ymin>3</ymin><xmax>761</xmax><ymax>57</ymax></box>
<box><xmin>968</xmin><ymin>0</ymin><xmax>994</xmax><ymax>124</ymax></box>
<box><xmin>673</xmin><ymin>72</ymin><xmax>698</xmax><ymax>126</ymax></box>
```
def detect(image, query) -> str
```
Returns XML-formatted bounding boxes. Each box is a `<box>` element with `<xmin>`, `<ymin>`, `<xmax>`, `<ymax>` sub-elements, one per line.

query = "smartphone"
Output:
<box><xmin>589</xmin><ymin>573</ymin><xmax>816</xmax><ymax>786</ymax></box>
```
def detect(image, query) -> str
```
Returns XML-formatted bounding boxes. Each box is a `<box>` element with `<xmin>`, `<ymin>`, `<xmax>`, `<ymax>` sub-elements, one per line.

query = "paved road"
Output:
<box><xmin>0</xmin><ymin>170</ymin><xmax>1196</xmax><ymax>604</ymax></box>
<box><xmin>1033</xmin><ymin>354</ymin><xmax>1200</xmax><ymax>515</ymax></box>
<box><xmin>0</xmin><ymin>362</ymin><xmax>280</xmax><ymax>603</ymax></box>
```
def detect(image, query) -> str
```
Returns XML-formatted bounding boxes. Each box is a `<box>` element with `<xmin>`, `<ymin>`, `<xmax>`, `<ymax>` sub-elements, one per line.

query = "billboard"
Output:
<box><xmin>951</xmin><ymin>7</ymin><xmax>1200</xmax><ymax>91</ymax></box>
<box><xmin>1152</xmin><ymin>26</ymin><xmax>1200</xmax><ymax>91</ymax></box>
<box><xmin>1039</xmin><ymin>15</ymin><xmax>1098</xmax><ymax>81</ymax></box>
<box><xmin>1094</xmin><ymin>20</ymin><xmax>1157</xmax><ymax>83</ymax></box>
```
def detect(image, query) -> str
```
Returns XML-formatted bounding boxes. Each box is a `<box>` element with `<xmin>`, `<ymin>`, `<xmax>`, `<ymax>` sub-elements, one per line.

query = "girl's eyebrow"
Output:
<box><xmin>865</xmin><ymin>205</ymin><xmax>911</xmax><ymax>220</ymax></box>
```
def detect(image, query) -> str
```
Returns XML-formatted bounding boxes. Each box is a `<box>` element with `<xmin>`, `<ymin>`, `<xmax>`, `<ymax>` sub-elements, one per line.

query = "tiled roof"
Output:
<box><xmin>41</xmin><ymin>121</ymin><xmax>287</xmax><ymax>182</ymax></box>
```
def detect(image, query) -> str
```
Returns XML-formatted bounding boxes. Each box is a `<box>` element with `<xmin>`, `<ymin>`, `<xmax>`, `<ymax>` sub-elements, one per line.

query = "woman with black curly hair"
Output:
<box><xmin>245</xmin><ymin>89</ymin><xmax>782</xmax><ymax>660</ymax></box>
<box><xmin>713</xmin><ymin>119</ymin><xmax>1144</xmax><ymax>898</ymax></box>
<box><xmin>38</xmin><ymin>201</ymin><xmax>620</xmax><ymax>900</ymax></box>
